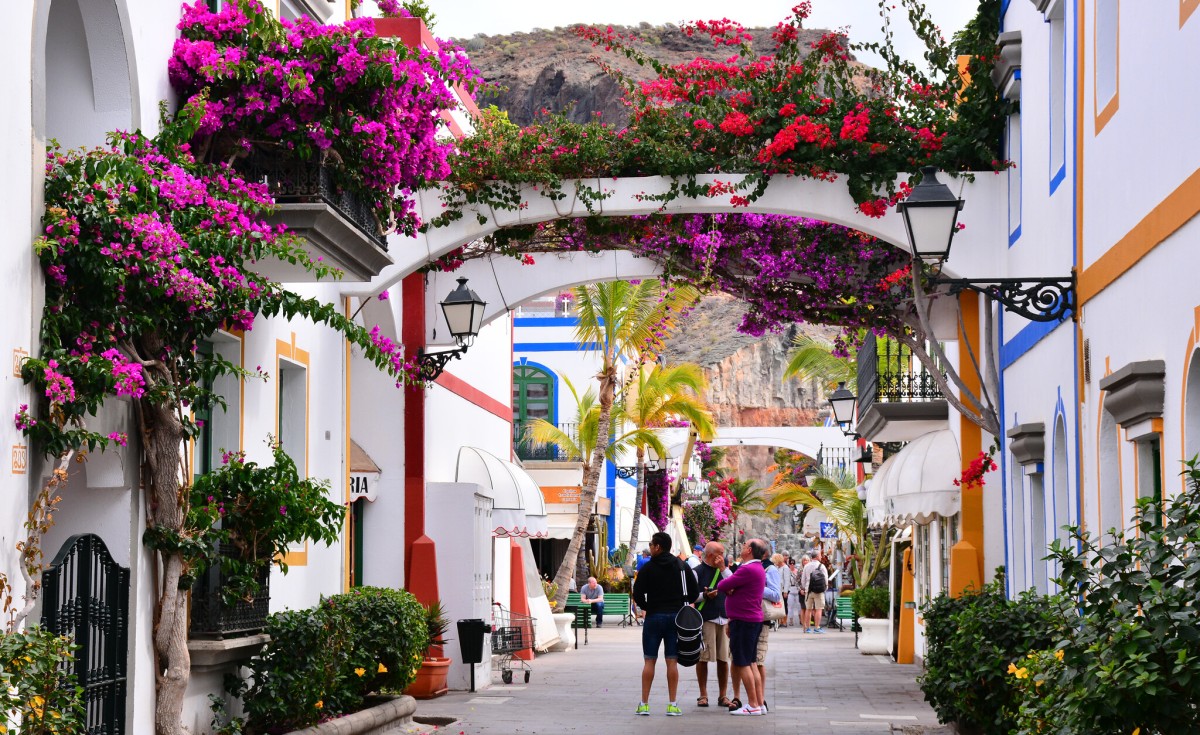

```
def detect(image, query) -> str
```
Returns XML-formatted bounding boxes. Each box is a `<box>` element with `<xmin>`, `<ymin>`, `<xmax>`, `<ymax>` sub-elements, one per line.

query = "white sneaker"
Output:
<box><xmin>730</xmin><ymin>706</ymin><xmax>762</xmax><ymax>716</ymax></box>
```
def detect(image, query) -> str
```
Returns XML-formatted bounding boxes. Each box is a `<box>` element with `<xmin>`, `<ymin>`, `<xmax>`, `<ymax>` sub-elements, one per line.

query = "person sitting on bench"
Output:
<box><xmin>580</xmin><ymin>576</ymin><xmax>605</xmax><ymax>628</ymax></box>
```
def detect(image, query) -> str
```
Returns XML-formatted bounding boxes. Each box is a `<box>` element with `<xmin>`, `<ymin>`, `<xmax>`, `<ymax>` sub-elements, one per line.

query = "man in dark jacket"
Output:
<box><xmin>694</xmin><ymin>541</ymin><xmax>731</xmax><ymax>708</ymax></box>
<box><xmin>631</xmin><ymin>532</ymin><xmax>701</xmax><ymax>717</ymax></box>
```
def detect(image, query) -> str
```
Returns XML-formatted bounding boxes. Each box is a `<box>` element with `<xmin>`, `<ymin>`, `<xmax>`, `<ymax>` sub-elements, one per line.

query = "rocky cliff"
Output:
<box><xmin>455</xmin><ymin>23</ymin><xmax>843</xmax><ymax>127</ymax></box>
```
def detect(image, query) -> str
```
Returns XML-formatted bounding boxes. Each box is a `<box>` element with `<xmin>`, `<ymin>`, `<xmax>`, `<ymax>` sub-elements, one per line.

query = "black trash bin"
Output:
<box><xmin>457</xmin><ymin>619</ymin><xmax>489</xmax><ymax>692</ymax></box>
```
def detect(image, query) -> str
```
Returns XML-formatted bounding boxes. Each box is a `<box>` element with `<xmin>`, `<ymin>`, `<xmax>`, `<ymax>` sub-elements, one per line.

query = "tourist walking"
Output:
<box><xmin>631</xmin><ymin>532</ymin><xmax>701</xmax><ymax>717</ymax></box>
<box><xmin>786</xmin><ymin>558</ymin><xmax>803</xmax><ymax>627</ymax></box>
<box><xmin>717</xmin><ymin>538</ymin><xmax>766</xmax><ymax>716</ymax></box>
<box><xmin>693</xmin><ymin>541</ymin><xmax>731</xmax><ymax>709</ymax></box>
<box><xmin>800</xmin><ymin>554</ymin><xmax>828</xmax><ymax>633</ymax></box>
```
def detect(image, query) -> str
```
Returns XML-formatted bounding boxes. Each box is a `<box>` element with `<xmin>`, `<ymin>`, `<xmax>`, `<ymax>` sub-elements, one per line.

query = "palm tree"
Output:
<box><xmin>611</xmin><ymin>362</ymin><xmax>715</xmax><ymax>562</ymax></box>
<box><xmin>783</xmin><ymin>333</ymin><xmax>857</xmax><ymax>394</ymax></box>
<box><xmin>522</xmin><ymin>374</ymin><xmax>602</xmax><ymax>468</ymax></box>
<box><xmin>548</xmin><ymin>280</ymin><xmax>699</xmax><ymax>610</ymax></box>
<box><xmin>766</xmin><ymin>472</ymin><xmax>893</xmax><ymax>588</ymax></box>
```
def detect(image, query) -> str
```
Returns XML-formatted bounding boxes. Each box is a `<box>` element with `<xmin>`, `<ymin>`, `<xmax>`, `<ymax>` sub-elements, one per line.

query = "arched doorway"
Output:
<box><xmin>1051</xmin><ymin>415</ymin><xmax>1069</xmax><ymax>588</ymax></box>
<box><xmin>1098</xmin><ymin>408</ymin><xmax>1122</xmax><ymax>546</ymax></box>
<box><xmin>1185</xmin><ymin>348</ymin><xmax>1200</xmax><ymax>466</ymax></box>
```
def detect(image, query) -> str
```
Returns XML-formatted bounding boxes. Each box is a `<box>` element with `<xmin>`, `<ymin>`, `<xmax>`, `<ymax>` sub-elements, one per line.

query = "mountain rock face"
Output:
<box><xmin>455</xmin><ymin>23</ymin><xmax>840</xmax><ymax>127</ymax></box>
<box><xmin>462</xmin><ymin>24</ymin><xmax>844</xmax><ymax>483</ymax></box>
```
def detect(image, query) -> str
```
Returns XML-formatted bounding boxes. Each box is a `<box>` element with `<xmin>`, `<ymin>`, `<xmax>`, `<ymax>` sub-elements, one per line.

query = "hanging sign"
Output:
<box><xmin>819</xmin><ymin>522</ymin><xmax>837</xmax><ymax>539</ymax></box>
<box><xmin>349</xmin><ymin>472</ymin><xmax>379</xmax><ymax>502</ymax></box>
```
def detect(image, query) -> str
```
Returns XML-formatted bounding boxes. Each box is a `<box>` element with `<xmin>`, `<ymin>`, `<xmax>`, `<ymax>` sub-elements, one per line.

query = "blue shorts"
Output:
<box><xmin>642</xmin><ymin>612</ymin><xmax>679</xmax><ymax>660</ymax></box>
<box><xmin>728</xmin><ymin>619</ymin><xmax>762</xmax><ymax>667</ymax></box>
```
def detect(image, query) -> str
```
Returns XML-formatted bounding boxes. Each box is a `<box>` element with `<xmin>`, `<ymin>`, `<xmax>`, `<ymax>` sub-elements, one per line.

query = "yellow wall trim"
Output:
<box><xmin>1079</xmin><ymin>165</ymin><xmax>1200</xmax><ymax>305</ymax></box>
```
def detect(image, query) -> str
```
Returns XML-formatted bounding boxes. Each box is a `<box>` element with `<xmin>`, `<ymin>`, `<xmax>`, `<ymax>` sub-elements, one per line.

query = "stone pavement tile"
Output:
<box><xmin>415</xmin><ymin>624</ymin><xmax>942</xmax><ymax>735</ymax></box>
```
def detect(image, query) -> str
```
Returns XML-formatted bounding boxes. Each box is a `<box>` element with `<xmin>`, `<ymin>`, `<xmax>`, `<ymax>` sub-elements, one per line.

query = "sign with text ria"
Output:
<box><xmin>349</xmin><ymin>472</ymin><xmax>379</xmax><ymax>502</ymax></box>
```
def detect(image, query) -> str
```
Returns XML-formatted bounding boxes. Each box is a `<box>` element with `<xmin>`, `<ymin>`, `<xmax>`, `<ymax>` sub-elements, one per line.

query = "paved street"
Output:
<box><xmin>412</xmin><ymin>623</ymin><xmax>950</xmax><ymax>735</ymax></box>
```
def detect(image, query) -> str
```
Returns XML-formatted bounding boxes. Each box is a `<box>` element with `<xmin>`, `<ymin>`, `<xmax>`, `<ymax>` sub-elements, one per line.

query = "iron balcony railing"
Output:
<box><xmin>514</xmin><ymin>421</ymin><xmax>581</xmax><ymax>462</ymax></box>
<box><xmin>237</xmin><ymin>154</ymin><xmax>388</xmax><ymax>250</ymax></box>
<box><xmin>856</xmin><ymin>336</ymin><xmax>945</xmax><ymax>419</ymax></box>
<box><xmin>816</xmin><ymin>444</ymin><xmax>860</xmax><ymax>475</ymax></box>
<box><xmin>189</xmin><ymin>543</ymin><xmax>270</xmax><ymax>639</ymax></box>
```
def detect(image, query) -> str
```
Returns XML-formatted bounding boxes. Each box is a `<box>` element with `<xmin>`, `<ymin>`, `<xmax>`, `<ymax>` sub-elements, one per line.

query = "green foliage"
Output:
<box><xmin>421</xmin><ymin>599</ymin><xmax>450</xmax><ymax>650</ymax></box>
<box><xmin>918</xmin><ymin>573</ymin><xmax>1068</xmax><ymax>735</ymax></box>
<box><xmin>0</xmin><ymin>626</ymin><xmax>85</xmax><ymax>735</ymax></box>
<box><xmin>1010</xmin><ymin>458</ymin><xmax>1200</xmax><ymax>735</ymax></box>
<box><xmin>236</xmin><ymin>587</ymin><xmax>427</xmax><ymax>734</ymax></box>
<box><xmin>851</xmin><ymin>585</ymin><xmax>889</xmax><ymax>619</ymax></box>
<box><xmin>180</xmin><ymin>440</ymin><xmax>344</xmax><ymax>601</ymax></box>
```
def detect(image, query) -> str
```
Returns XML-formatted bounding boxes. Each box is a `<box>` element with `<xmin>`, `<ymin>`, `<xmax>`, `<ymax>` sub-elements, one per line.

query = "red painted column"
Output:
<box><xmin>403</xmin><ymin>272</ymin><xmax>439</xmax><ymax>606</ymax></box>
<box><xmin>510</xmin><ymin>541</ymin><xmax>534</xmax><ymax>661</ymax></box>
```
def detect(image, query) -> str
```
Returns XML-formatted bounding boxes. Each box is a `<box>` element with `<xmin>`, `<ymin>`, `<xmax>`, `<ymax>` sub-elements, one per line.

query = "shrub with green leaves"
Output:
<box><xmin>918</xmin><ymin>572</ymin><xmax>1067</xmax><ymax>735</ymax></box>
<box><xmin>851</xmin><ymin>585</ymin><xmax>889</xmax><ymax>619</ymax></box>
<box><xmin>0</xmin><ymin>627</ymin><xmax>85</xmax><ymax>735</ymax></box>
<box><xmin>234</xmin><ymin>586</ymin><xmax>426</xmax><ymax>734</ymax></box>
<box><xmin>1010</xmin><ymin>458</ymin><xmax>1200</xmax><ymax>735</ymax></box>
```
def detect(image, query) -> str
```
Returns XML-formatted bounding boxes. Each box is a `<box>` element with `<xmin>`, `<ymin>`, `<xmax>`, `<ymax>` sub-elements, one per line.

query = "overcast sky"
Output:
<box><xmin>429</xmin><ymin>0</ymin><xmax>979</xmax><ymax>70</ymax></box>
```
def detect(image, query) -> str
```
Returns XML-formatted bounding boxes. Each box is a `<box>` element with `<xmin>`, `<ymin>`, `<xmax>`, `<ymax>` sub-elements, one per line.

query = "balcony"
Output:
<box><xmin>237</xmin><ymin>155</ymin><xmax>392</xmax><ymax>282</ymax></box>
<box><xmin>189</xmin><ymin>544</ymin><xmax>270</xmax><ymax>639</ymax></box>
<box><xmin>855</xmin><ymin>337</ymin><xmax>949</xmax><ymax>442</ymax></box>
<box><xmin>515</xmin><ymin>422</ymin><xmax>580</xmax><ymax>462</ymax></box>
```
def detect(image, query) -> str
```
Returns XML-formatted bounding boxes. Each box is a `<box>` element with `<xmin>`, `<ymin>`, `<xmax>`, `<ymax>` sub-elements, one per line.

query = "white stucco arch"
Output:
<box><xmin>361</xmin><ymin>172</ymin><xmax>1006</xmax><ymax>298</ymax></box>
<box><xmin>34</xmin><ymin>0</ymin><xmax>138</xmax><ymax>150</ymax></box>
<box><xmin>662</xmin><ymin>426</ymin><xmax>853</xmax><ymax>461</ymax></box>
<box><xmin>420</xmin><ymin>250</ymin><xmax>663</xmax><ymax>346</ymax></box>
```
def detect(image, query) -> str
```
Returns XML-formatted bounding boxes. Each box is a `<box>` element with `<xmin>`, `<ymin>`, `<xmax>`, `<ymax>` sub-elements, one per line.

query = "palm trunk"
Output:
<box><xmin>552</xmin><ymin>367</ymin><xmax>616</xmax><ymax>611</ymax></box>
<box><xmin>626</xmin><ymin>448</ymin><xmax>645</xmax><ymax>568</ymax></box>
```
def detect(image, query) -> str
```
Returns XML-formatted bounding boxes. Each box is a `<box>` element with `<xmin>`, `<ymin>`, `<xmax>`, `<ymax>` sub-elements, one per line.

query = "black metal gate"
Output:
<box><xmin>41</xmin><ymin>533</ymin><xmax>130</xmax><ymax>735</ymax></box>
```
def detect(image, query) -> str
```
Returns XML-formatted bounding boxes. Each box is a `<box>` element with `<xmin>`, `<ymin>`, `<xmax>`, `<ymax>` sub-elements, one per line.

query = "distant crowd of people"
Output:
<box><xmin>615</xmin><ymin>532</ymin><xmax>840</xmax><ymax>717</ymax></box>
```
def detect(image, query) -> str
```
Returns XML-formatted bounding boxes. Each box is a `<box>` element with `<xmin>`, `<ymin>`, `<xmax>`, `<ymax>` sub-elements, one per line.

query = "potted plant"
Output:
<box><xmin>853</xmin><ymin>586</ymin><xmax>891</xmax><ymax>655</ymax></box>
<box><xmin>404</xmin><ymin>600</ymin><xmax>451</xmax><ymax>699</ymax></box>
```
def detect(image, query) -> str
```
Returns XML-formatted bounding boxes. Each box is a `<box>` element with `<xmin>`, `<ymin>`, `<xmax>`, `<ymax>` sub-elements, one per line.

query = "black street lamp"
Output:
<box><xmin>416</xmin><ymin>277</ymin><xmax>487</xmax><ymax>380</ymax></box>
<box><xmin>828</xmin><ymin>382</ymin><xmax>858</xmax><ymax>437</ymax></box>
<box><xmin>616</xmin><ymin>445</ymin><xmax>660</xmax><ymax>479</ymax></box>
<box><xmin>897</xmin><ymin>167</ymin><xmax>1076</xmax><ymax>323</ymax></box>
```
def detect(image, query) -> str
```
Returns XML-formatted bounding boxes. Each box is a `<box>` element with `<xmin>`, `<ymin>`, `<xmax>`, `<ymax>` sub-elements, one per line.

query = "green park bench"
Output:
<box><xmin>834</xmin><ymin>594</ymin><xmax>859</xmax><ymax>645</ymax></box>
<box><xmin>565</xmin><ymin>592</ymin><xmax>634</xmax><ymax>628</ymax></box>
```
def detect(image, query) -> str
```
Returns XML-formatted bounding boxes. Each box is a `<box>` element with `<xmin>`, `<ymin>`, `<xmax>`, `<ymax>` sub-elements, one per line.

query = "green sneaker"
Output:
<box><xmin>635</xmin><ymin>703</ymin><xmax>650</xmax><ymax>716</ymax></box>
<box><xmin>666</xmin><ymin>704</ymin><xmax>682</xmax><ymax>717</ymax></box>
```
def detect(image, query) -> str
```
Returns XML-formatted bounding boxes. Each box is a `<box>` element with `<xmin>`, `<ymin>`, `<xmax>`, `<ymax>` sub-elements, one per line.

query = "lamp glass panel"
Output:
<box><xmin>829</xmin><ymin>395</ymin><xmax>856</xmax><ymax>424</ymax></box>
<box><xmin>442</xmin><ymin>301</ymin><xmax>474</xmax><ymax>337</ymax></box>
<box><xmin>906</xmin><ymin>206</ymin><xmax>959</xmax><ymax>260</ymax></box>
<box><xmin>469</xmin><ymin>301</ymin><xmax>486</xmax><ymax>334</ymax></box>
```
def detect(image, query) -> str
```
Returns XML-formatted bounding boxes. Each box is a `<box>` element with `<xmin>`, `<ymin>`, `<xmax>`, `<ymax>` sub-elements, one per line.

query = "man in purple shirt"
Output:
<box><xmin>717</xmin><ymin>539</ymin><xmax>767</xmax><ymax>716</ymax></box>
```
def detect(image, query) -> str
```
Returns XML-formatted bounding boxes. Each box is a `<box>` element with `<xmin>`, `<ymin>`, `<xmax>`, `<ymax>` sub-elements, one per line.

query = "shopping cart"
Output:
<box><xmin>491</xmin><ymin>602</ymin><xmax>535</xmax><ymax>684</ymax></box>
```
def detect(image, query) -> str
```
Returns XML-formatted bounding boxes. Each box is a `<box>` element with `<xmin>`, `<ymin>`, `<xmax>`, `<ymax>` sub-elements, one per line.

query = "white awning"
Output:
<box><xmin>872</xmin><ymin>429</ymin><xmax>961</xmax><ymax>525</ymax></box>
<box><xmin>545</xmin><ymin>513</ymin><xmax>579</xmax><ymax>539</ymax></box>
<box><xmin>455</xmin><ymin>447</ymin><xmax>548</xmax><ymax>538</ymax></box>
<box><xmin>617</xmin><ymin>508</ymin><xmax>659</xmax><ymax>549</ymax></box>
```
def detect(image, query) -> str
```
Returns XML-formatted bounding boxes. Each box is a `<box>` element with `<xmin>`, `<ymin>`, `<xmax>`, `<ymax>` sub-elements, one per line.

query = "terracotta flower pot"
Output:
<box><xmin>404</xmin><ymin>657</ymin><xmax>450</xmax><ymax>699</ymax></box>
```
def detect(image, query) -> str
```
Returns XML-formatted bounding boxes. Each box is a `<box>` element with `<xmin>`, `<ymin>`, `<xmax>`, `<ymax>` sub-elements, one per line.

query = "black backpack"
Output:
<box><xmin>809</xmin><ymin>564</ymin><xmax>827</xmax><ymax>594</ymax></box>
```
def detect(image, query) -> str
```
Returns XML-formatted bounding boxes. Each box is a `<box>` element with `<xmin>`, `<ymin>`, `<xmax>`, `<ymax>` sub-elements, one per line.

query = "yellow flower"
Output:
<box><xmin>1054</xmin><ymin>649</ymin><xmax>1064</xmax><ymax>661</ymax></box>
<box><xmin>378</xmin><ymin>663</ymin><xmax>388</xmax><ymax>673</ymax></box>
<box><xmin>315</xmin><ymin>700</ymin><xmax>323</xmax><ymax>710</ymax></box>
<box><xmin>1007</xmin><ymin>663</ymin><xmax>1019</xmax><ymax>675</ymax></box>
<box><xmin>355</xmin><ymin>667</ymin><xmax>366</xmax><ymax>677</ymax></box>
<box><xmin>1014</xmin><ymin>667</ymin><xmax>1029</xmax><ymax>680</ymax></box>
<box><xmin>1132</xmin><ymin>729</ymin><xmax>1140</xmax><ymax>735</ymax></box>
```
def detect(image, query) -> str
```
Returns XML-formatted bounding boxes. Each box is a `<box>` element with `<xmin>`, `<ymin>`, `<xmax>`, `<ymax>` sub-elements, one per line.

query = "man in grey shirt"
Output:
<box><xmin>580</xmin><ymin>576</ymin><xmax>605</xmax><ymax>627</ymax></box>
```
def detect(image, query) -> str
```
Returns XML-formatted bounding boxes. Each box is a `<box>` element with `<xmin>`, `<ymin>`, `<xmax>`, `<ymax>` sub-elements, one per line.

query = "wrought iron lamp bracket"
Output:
<box><xmin>933</xmin><ymin>273</ymin><xmax>1076</xmax><ymax>323</ymax></box>
<box><xmin>416</xmin><ymin>347</ymin><xmax>465</xmax><ymax>381</ymax></box>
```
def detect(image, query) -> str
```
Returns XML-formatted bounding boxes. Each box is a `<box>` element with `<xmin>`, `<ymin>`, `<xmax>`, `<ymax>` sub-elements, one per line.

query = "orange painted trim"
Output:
<box><xmin>1183</xmin><ymin>0</ymin><xmax>1200</xmax><ymax>27</ymax></box>
<box><xmin>1079</xmin><ymin>166</ymin><xmax>1200</xmax><ymax>305</ymax></box>
<box><xmin>375</xmin><ymin>16</ymin><xmax>482</xmax><ymax>122</ymax></box>
<box><xmin>277</xmin><ymin>333</ymin><xmax>312</xmax><ymax>567</ymax></box>
<box><xmin>897</xmin><ymin>547</ymin><xmax>915</xmax><ymax>664</ymax></box>
<box><xmin>957</xmin><ymin>292</ymin><xmax>984</xmax><ymax>587</ymax></box>
<box><xmin>434</xmin><ymin>371</ymin><xmax>512</xmax><ymax>422</ymax></box>
<box><xmin>1092</xmin><ymin>0</ymin><xmax>1120</xmax><ymax>134</ymax></box>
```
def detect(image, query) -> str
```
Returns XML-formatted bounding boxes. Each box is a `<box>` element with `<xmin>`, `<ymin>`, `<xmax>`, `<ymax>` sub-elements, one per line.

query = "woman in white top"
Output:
<box><xmin>785</xmin><ymin>558</ymin><xmax>803</xmax><ymax>627</ymax></box>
